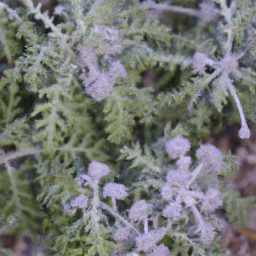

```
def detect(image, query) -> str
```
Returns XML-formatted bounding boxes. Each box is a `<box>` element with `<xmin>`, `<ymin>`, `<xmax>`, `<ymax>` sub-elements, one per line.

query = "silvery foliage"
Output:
<box><xmin>0</xmin><ymin>0</ymin><xmax>254</xmax><ymax>255</ymax></box>
<box><xmin>64</xmin><ymin>136</ymin><xmax>224</xmax><ymax>255</ymax></box>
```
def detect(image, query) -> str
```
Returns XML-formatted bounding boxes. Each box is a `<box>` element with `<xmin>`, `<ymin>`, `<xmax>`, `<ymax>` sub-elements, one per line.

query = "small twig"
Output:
<box><xmin>100</xmin><ymin>202</ymin><xmax>141</xmax><ymax>235</ymax></box>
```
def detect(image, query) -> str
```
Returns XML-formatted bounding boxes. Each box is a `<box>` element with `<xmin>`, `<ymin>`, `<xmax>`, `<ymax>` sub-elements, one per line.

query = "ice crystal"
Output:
<box><xmin>165</xmin><ymin>136</ymin><xmax>191</xmax><ymax>159</ymax></box>
<box><xmin>103</xmin><ymin>183</ymin><xmax>129</xmax><ymax>200</ymax></box>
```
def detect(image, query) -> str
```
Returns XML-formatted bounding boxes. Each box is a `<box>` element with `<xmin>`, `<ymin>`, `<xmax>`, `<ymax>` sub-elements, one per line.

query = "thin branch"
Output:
<box><xmin>5</xmin><ymin>161</ymin><xmax>22</xmax><ymax>212</ymax></box>
<box><xmin>225</xmin><ymin>74</ymin><xmax>250</xmax><ymax>138</ymax></box>
<box><xmin>21</xmin><ymin>0</ymin><xmax>75</xmax><ymax>58</ymax></box>
<box><xmin>187</xmin><ymin>163</ymin><xmax>203</xmax><ymax>188</ymax></box>
<box><xmin>142</xmin><ymin>1</ymin><xmax>199</xmax><ymax>17</ymax></box>
<box><xmin>0</xmin><ymin>149</ymin><xmax>42</xmax><ymax>164</ymax></box>
<box><xmin>100</xmin><ymin>202</ymin><xmax>141</xmax><ymax>235</ymax></box>
<box><xmin>0</xmin><ymin>2</ymin><xmax>22</xmax><ymax>21</ymax></box>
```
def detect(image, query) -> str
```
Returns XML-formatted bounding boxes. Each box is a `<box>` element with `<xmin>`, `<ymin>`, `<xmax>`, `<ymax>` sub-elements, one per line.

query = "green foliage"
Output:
<box><xmin>0</xmin><ymin>0</ymin><xmax>255</xmax><ymax>255</ymax></box>
<box><xmin>222</xmin><ymin>189</ymin><xmax>255</xmax><ymax>229</ymax></box>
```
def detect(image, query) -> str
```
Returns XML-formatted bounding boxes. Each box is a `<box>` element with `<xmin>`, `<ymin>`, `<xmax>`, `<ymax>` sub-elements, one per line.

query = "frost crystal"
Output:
<box><xmin>113</xmin><ymin>227</ymin><xmax>131</xmax><ymax>241</ymax></box>
<box><xmin>129</xmin><ymin>200</ymin><xmax>152</xmax><ymax>222</ymax></box>
<box><xmin>147</xmin><ymin>244</ymin><xmax>170</xmax><ymax>256</ymax></box>
<box><xmin>162</xmin><ymin>201</ymin><xmax>182</xmax><ymax>220</ymax></box>
<box><xmin>70</xmin><ymin>194</ymin><xmax>89</xmax><ymax>210</ymax></box>
<box><xmin>199</xmin><ymin>2</ymin><xmax>216</xmax><ymax>22</ymax></box>
<box><xmin>201</xmin><ymin>188</ymin><xmax>222</xmax><ymax>213</ymax></box>
<box><xmin>196</xmin><ymin>144</ymin><xmax>223</xmax><ymax>173</ymax></box>
<box><xmin>135</xmin><ymin>228</ymin><xmax>167</xmax><ymax>252</ymax></box>
<box><xmin>88</xmin><ymin>161</ymin><xmax>110</xmax><ymax>180</ymax></box>
<box><xmin>165</xmin><ymin>136</ymin><xmax>191</xmax><ymax>159</ymax></box>
<box><xmin>176</xmin><ymin>156</ymin><xmax>191</xmax><ymax>170</ymax></box>
<box><xmin>103</xmin><ymin>183</ymin><xmax>129</xmax><ymax>200</ymax></box>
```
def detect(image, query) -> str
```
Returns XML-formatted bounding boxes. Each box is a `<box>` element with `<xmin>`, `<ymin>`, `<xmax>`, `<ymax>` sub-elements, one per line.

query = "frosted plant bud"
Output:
<box><xmin>201</xmin><ymin>188</ymin><xmax>222</xmax><ymax>213</ymax></box>
<box><xmin>82</xmin><ymin>60</ymin><xmax>126</xmax><ymax>101</ymax></box>
<box><xmin>126</xmin><ymin>253</ymin><xmax>139</xmax><ymax>256</ymax></box>
<box><xmin>75</xmin><ymin>175</ymin><xmax>86</xmax><ymax>186</ymax></box>
<box><xmin>199</xmin><ymin>2</ymin><xmax>216</xmax><ymax>22</ymax></box>
<box><xmin>166</xmin><ymin>169</ymin><xmax>191</xmax><ymax>187</ymax></box>
<box><xmin>177</xmin><ymin>156</ymin><xmax>191</xmax><ymax>170</ymax></box>
<box><xmin>165</xmin><ymin>136</ymin><xmax>191</xmax><ymax>159</ymax></box>
<box><xmin>162</xmin><ymin>201</ymin><xmax>182</xmax><ymax>220</ymax></box>
<box><xmin>70</xmin><ymin>194</ymin><xmax>88</xmax><ymax>210</ymax></box>
<box><xmin>63</xmin><ymin>204</ymin><xmax>75</xmax><ymax>217</ymax></box>
<box><xmin>88</xmin><ymin>161</ymin><xmax>110</xmax><ymax>180</ymax></box>
<box><xmin>141</xmin><ymin>0</ymin><xmax>155</xmax><ymax>9</ymax></box>
<box><xmin>193</xmin><ymin>52</ymin><xmax>208</xmax><ymax>74</ymax></box>
<box><xmin>199</xmin><ymin>223</ymin><xmax>216</xmax><ymax>244</ymax></box>
<box><xmin>113</xmin><ymin>227</ymin><xmax>131</xmax><ymax>242</ymax></box>
<box><xmin>129</xmin><ymin>200</ymin><xmax>152</xmax><ymax>222</ymax></box>
<box><xmin>196</xmin><ymin>144</ymin><xmax>223</xmax><ymax>173</ymax></box>
<box><xmin>135</xmin><ymin>228</ymin><xmax>167</xmax><ymax>252</ymax></box>
<box><xmin>239</xmin><ymin>126</ymin><xmax>251</xmax><ymax>139</ymax></box>
<box><xmin>96</xmin><ymin>26</ymin><xmax>123</xmax><ymax>55</ymax></box>
<box><xmin>181</xmin><ymin>195</ymin><xmax>196</xmax><ymax>206</ymax></box>
<box><xmin>54</xmin><ymin>4</ymin><xmax>64</xmax><ymax>15</ymax></box>
<box><xmin>108</xmin><ymin>60</ymin><xmax>127</xmax><ymax>83</ymax></box>
<box><xmin>218</xmin><ymin>54</ymin><xmax>238</xmax><ymax>74</ymax></box>
<box><xmin>147</xmin><ymin>244</ymin><xmax>170</xmax><ymax>256</ymax></box>
<box><xmin>161</xmin><ymin>184</ymin><xmax>175</xmax><ymax>201</ymax></box>
<box><xmin>97</xmin><ymin>25</ymin><xmax>119</xmax><ymax>42</ymax></box>
<box><xmin>103</xmin><ymin>183</ymin><xmax>129</xmax><ymax>200</ymax></box>
<box><xmin>85</xmin><ymin>73</ymin><xmax>113</xmax><ymax>101</ymax></box>
<box><xmin>79</xmin><ymin>45</ymin><xmax>97</xmax><ymax>67</ymax></box>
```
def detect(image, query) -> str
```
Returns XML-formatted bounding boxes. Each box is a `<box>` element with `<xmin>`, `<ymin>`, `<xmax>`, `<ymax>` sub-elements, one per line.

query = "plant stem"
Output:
<box><xmin>100</xmin><ymin>202</ymin><xmax>141</xmax><ymax>235</ymax></box>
